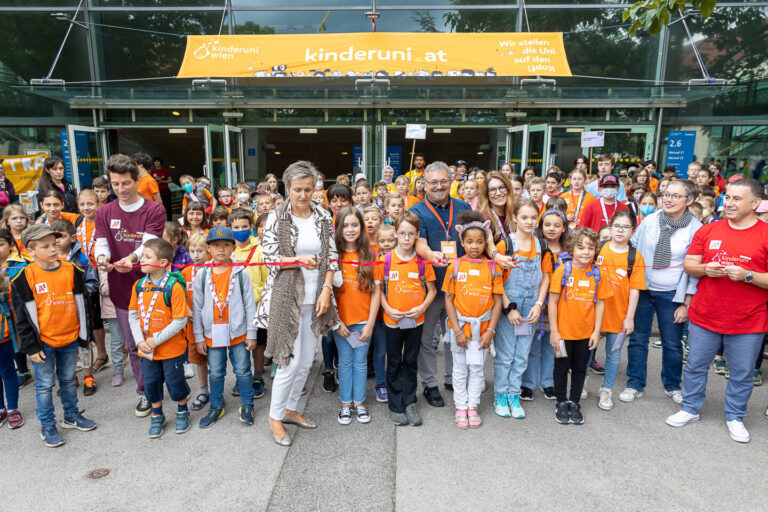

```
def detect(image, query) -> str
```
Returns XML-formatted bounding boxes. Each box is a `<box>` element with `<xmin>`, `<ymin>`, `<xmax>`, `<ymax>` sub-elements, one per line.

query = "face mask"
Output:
<box><xmin>182</xmin><ymin>183</ymin><xmax>194</xmax><ymax>194</ymax></box>
<box><xmin>220</xmin><ymin>197</ymin><xmax>232</xmax><ymax>206</ymax></box>
<box><xmin>315</xmin><ymin>180</ymin><xmax>324</xmax><ymax>191</ymax></box>
<box><xmin>237</xmin><ymin>193</ymin><xmax>249</xmax><ymax>203</ymax></box>
<box><xmin>600</xmin><ymin>188</ymin><xmax>618</xmax><ymax>200</ymax></box>
<box><xmin>232</xmin><ymin>229</ymin><xmax>251</xmax><ymax>243</ymax></box>
<box><xmin>639</xmin><ymin>205</ymin><xmax>655</xmax><ymax>216</ymax></box>
<box><xmin>198</xmin><ymin>182</ymin><xmax>210</xmax><ymax>191</ymax></box>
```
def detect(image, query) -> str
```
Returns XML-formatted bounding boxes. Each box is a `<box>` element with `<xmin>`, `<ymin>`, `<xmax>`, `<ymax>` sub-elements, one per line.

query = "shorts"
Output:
<box><xmin>141</xmin><ymin>353</ymin><xmax>190</xmax><ymax>404</ymax></box>
<box><xmin>88</xmin><ymin>291</ymin><xmax>104</xmax><ymax>330</ymax></box>
<box><xmin>257</xmin><ymin>327</ymin><xmax>267</xmax><ymax>347</ymax></box>
<box><xmin>186</xmin><ymin>326</ymin><xmax>207</xmax><ymax>365</ymax></box>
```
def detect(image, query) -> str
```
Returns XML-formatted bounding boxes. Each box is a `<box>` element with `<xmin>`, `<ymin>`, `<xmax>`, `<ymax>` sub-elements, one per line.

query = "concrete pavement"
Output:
<box><xmin>2</xmin><ymin>339</ymin><xmax>767</xmax><ymax>511</ymax></box>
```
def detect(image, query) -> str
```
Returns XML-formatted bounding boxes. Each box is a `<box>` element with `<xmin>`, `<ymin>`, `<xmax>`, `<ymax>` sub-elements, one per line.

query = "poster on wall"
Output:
<box><xmin>2</xmin><ymin>154</ymin><xmax>46</xmax><ymax>193</ymax></box>
<box><xmin>665</xmin><ymin>130</ymin><xmax>697</xmax><ymax>177</ymax></box>
<box><xmin>387</xmin><ymin>146</ymin><xmax>402</xmax><ymax>175</ymax></box>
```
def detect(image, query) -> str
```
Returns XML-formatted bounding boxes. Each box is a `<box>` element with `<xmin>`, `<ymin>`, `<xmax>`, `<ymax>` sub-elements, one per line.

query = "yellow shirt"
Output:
<box><xmin>232</xmin><ymin>237</ymin><xmax>266</xmax><ymax>305</ymax></box>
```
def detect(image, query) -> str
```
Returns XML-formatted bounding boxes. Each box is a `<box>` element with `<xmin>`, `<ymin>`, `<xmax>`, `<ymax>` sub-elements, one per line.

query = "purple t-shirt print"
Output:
<box><xmin>94</xmin><ymin>199</ymin><xmax>166</xmax><ymax>310</ymax></box>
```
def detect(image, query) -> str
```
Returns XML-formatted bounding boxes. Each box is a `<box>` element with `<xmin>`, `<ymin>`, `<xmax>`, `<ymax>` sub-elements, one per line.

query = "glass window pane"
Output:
<box><xmin>0</xmin><ymin>126</ymin><xmax>65</xmax><ymax>156</ymax></box>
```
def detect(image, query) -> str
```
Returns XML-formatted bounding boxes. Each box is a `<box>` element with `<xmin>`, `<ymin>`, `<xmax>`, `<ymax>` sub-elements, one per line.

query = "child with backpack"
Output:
<box><xmin>2</xmin><ymin>225</ymin><xmax>31</xmax><ymax>388</ymax></box>
<box><xmin>595</xmin><ymin>210</ymin><xmax>645</xmax><ymax>411</ymax></box>
<box><xmin>375</xmin><ymin>211</ymin><xmax>436</xmax><ymax>426</ymax></box>
<box><xmin>549</xmin><ymin>227</ymin><xmax>612</xmax><ymax>425</ymax></box>
<box><xmin>0</xmin><ymin>229</ymin><xmax>22</xmax><ymax>429</ymax></box>
<box><xmin>164</xmin><ymin>222</ymin><xmax>193</xmax><ymax>273</ymax></box>
<box><xmin>520</xmin><ymin>208</ymin><xmax>567</xmax><ymax>401</ymax></box>
<box><xmin>444</xmin><ymin>211</ymin><xmax>504</xmax><ymax>428</ymax></box>
<box><xmin>491</xmin><ymin>200</ymin><xmax>551</xmax><ymax>419</ymax></box>
<box><xmin>2</xmin><ymin>204</ymin><xmax>29</xmax><ymax>256</ymax></box>
<box><xmin>128</xmin><ymin>238</ymin><xmax>190</xmax><ymax>438</ymax></box>
<box><xmin>332</xmin><ymin>207</ymin><xmax>380</xmax><ymax>424</ymax></box>
<box><xmin>193</xmin><ymin>227</ymin><xmax>258</xmax><ymax>428</ymax></box>
<box><xmin>182</xmin><ymin>233</ymin><xmax>210</xmax><ymax>410</ymax></box>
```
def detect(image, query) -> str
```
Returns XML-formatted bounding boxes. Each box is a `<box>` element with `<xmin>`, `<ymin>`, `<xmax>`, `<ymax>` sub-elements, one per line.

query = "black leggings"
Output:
<box><xmin>385</xmin><ymin>325</ymin><xmax>423</xmax><ymax>414</ymax></box>
<box><xmin>553</xmin><ymin>339</ymin><xmax>590</xmax><ymax>404</ymax></box>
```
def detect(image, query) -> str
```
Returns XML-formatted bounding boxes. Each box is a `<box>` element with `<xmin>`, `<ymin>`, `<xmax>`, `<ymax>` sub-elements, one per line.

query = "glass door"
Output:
<box><xmin>205</xmin><ymin>125</ymin><xmax>226</xmax><ymax>191</ymax></box>
<box><xmin>527</xmin><ymin>124</ymin><xmax>550</xmax><ymax>176</ymax></box>
<box><xmin>66</xmin><ymin>125</ymin><xmax>107</xmax><ymax>190</ymax></box>
<box><xmin>506</xmin><ymin>125</ymin><xmax>529</xmax><ymax>172</ymax></box>
<box><xmin>548</xmin><ymin>125</ymin><xmax>655</xmax><ymax>174</ymax></box>
<box><xmin>225</xmin><ymin>126</ymin><xmax>243</xmax><ymax>188</ymax></box>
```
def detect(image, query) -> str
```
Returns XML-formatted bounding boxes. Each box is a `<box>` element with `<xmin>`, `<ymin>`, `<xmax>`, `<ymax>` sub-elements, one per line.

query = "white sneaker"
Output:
<box><xmin>726</xmin><ymin>420</ymin><xmax>750</xmax><ymax>443</ymax></box>
<box><xmin>598</xmin><ymin>387</ymin><xmax>613</xmax><ymax>411</ymax></box>
<box><xmin>665</xmin><ymin>389</ymin><xmax>683</xmax><ymax>404</ymax></box>
<box><xmin>580</xmin><ymin>387</ymin><xmax>588</xmax><ymax>399</ymax></box>
<box><xmin>619</xmin><ymin>388</ymin><xmax>643</xmax><ymax>402</ymax></box>
<box><xmin>183</xmin><ymin>362</ymin><xmax>194</xmax><ymax>379</ymax></box>
<box><xmin>666</xmin><ymin>410</ymin><xmax>700</xmax><ymax>427</ymax></box>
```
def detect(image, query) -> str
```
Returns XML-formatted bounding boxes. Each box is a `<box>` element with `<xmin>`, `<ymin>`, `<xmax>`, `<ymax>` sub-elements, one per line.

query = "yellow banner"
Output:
<box><xmin>177</xmin><ymin>32</ymin><xmax>571</xmax><ymax>78</ymax></box>
<box><xmin>2</xmin><ymin>154</ymin><xmax>46</xmax><ymax>194</ymax></box>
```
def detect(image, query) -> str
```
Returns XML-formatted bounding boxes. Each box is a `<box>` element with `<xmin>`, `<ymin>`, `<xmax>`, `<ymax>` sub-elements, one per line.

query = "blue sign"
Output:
<box><xmin>387</xmin><ymin>146</ymin><xmax>402</xmax><ymax>176</ymax></box>
<box><xmin>60</xmin><ymin>130</ymin><xmax>73</xmax><ymax>184</ymax></box>
<box><xmin>73</xmin><ymin>130</ymin><xmax>93</xmax><ymax>188</ymax></box>
<box><xmin>665</xmin><ymin>130</ymin><xmax>696</xmax><ymax>178</ymax></box>
<box><xmin>247</xmin><ymin>148</ymin><xmax>255</xmax><ymax>156</ymax></box>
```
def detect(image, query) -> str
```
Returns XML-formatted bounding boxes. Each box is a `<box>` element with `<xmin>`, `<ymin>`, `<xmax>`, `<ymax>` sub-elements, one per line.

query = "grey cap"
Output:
<box><xmin>21</xmin><ymin>224</ymin><xmax>64</xmax><ymax>247</ymax></box>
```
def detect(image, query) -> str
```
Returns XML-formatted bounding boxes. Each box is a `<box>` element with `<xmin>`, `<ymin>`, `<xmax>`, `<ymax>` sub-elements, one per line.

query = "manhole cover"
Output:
<box><xmin>88</xmin><ymin>468</ymin><xmax>110</xmax><ymax>479</ymax></box>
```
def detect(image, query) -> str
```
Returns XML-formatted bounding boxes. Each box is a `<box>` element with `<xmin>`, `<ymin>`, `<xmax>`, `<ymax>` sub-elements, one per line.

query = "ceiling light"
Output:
<box><xmin>477</xmin><ymin>151</ymin><xmax>484</xmax><ymax>155</ymax></box>
<box><xmin>566</xmin><ymin>128</ymin><xmax>585</xmax><ymax>133</ymax></box>
<box><xmin>299</xmin><ymin>128</ymin><xmax>317</xmax><ymax>134</ymax></box>
<box><xmin>433</xmin><ymin>128</ymin><xmax>451</xmax><ymax>134</ymax></box>
<box><xmin>171</xmin><ymin>111</ymin><xmax>181</xmax><ymax>116</ymax></box>
<box><xmin>274</xmin><ymin>151</ymin><xmax>281</xmax><ymax>155</ymax></box>
<box><xmin>168</xmin><ymin>128</ymin><xmax>187</xmax><ymax>134</ymax></box>
<box><xmin>341</xmin><ymin>152</ymin><xmax>348</xmax><ymax>155</ymax></box>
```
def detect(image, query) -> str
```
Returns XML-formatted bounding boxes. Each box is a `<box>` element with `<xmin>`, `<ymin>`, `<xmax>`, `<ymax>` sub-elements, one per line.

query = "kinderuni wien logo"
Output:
<box><xmin>194</xmin><ymin>40</ymin><xmax>258</xmax><ymax>60</ymax></box>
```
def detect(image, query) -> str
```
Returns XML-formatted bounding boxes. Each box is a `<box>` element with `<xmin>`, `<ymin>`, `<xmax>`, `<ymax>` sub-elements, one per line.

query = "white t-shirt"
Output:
<box><xmin>647</xmin><ymin>228</ymin><xmax>689</xmax><ymax>291</ymax></box>
<box><xmin>293</xmin><ymin>212</ymin><xmax>322</xmax><ymax>304</ymax></box>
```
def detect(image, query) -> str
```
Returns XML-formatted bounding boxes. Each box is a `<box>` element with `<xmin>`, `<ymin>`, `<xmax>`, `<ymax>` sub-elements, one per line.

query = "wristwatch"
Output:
<box><xmin>745</xmin><ymin>270</ymin><xmax>754</xmax><ymax>283</ymax></box>
<box><xmin>535</xmin><ymin>300</ymin><xmax>544</xmax><ymax>307</ymax></box>
<box><xmin>503</xmin><ymin>302</ymin><xmax>518</xmax><ymax>315</ymax></box>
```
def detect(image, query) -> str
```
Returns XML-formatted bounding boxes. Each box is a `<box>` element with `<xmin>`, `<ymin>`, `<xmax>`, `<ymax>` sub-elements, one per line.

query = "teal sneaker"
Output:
<box><xmin>149</xmin><ymin>414</ymin><xmax>166</xmax><ymax>439</ymax></box>
<box><xmin>175</xmin><ymin>410</ymin><xmax>191</xmax><ymax>434</ymax></box>
<box><xmin>199</xmin><ymin>407</ymin><xmax>225</xmax><ymax>429</ymax></box>
<box><xmin>494</xmin><ymin>393</ymin><xmax>510</xmax><ymax>418</ymax></box>
<box><xmin>754</xmin><ymin>369</ymin><xmax>763</xmax><ymax>386</ymax></box>
<box><xmin>239</xmin><ymin>405</ymin><xmax>255</xmax><ymax>425</ymax></box>
<box><xmin>508</xmin><ymin>394</ymin><xmax>525</xmax><ymax>419</ymax></box>
<box><xmin>713</xmin><ymin>358</ymin><xmax>728</xmax><ymax>375</ymax></box>
<box><xmin>681</xmin><ymin>335</ymin><xmax>689</xmax><ymax>353</ymax></box>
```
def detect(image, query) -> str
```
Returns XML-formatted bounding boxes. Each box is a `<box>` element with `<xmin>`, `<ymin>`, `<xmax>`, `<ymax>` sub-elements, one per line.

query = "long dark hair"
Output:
<box><xmin>333</xmin><ymin>206</ymin><xmax>374</xmax><ymax>293</ymax></box>
<box><xmin>38</xmin><ymin>156</ymin><xmax>67</xmax><ymax>194</ymax></box>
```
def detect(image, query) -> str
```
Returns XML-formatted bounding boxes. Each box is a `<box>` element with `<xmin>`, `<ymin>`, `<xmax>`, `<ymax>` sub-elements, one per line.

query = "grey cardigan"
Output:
<box><xmin>631</xmin><ymin>210</ymin><xmax>701</xmax><ymax>304</ymax></box>
<box><xmin>193</xmin><ymin>264</ymin><xmax>258</xmax><ymax>343</ymax></box>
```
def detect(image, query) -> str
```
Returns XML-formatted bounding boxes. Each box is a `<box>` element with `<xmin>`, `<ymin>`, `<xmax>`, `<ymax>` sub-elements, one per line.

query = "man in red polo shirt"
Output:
<box><xmin>578</xmin><ymin>174</ymin><xmax>628</xmax><ymax>232</ymax></box>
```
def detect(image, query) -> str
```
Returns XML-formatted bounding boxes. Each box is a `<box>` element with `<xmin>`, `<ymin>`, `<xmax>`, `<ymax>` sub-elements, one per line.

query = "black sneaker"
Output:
<box><xmin>589</xmin><ymin>359</ymin><xmax>605</xmax><ymax>375</ymax></box>
<box><xmin>555</xmin><ymin>401</ymin><xmax>570</xmax><ymax>424</ymax></box>
<box><xmin>444</xmin><ymin>382</ymin><xmax>454</xmax><ymax>392</ymax></box>
<box><xmin>542</xmin><ymin>387</ymin><xmax>557</xmax><ymax>400</ymax></box>
<box><xmin>322</xmin><ymin>371</ymin><xmax>336</xmax><ymax>393</ymax></box>
<box><xmin>569</xmin><ymin>401</ymin><xmax>584</xmax><ymax>424</ymax></box>
<box><xmin>423</xmin><ymin>386</ymin><xmax>445</xmax><ymax>407</ymax></box>
<box><xmin>520</xmin><ymin>386</ymin><xmax>534</xmax><ymax>401</ymax></box>
<box><xmin>135</xmin><ymin>396</ymin><xmax>151</xmax><ymax>417</ymax></box>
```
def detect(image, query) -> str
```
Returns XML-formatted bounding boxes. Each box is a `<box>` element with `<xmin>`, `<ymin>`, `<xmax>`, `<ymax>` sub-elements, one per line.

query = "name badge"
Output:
<box><xmin>596</xmin><ymin>256</ymin><xmax>604</xmax><ymax>265</ymax></box>
<box><xmin>186</xmin><ymin>281</ymin><xmax>193</xmax><ymax>291</ymax></box>
<box><xmin>457</xmin><ymin>272</ymin><xmax>467</xmax><ymax>282</ymax></box>
<box><xmin>709</xmin><ymin>240</ymin><xmax>722</xmax><ymax>249</ymax></box>
<box><xmin>110</xmin><ymin>219</ymin><xmax>121</xmax><ymax>229</ymax></box>
<box><xmin>469</xmin><ymin>269</ymin><xmax>481</xmax><ymax>277</ymax></box>
<box><xmin>578</xmin><ymin>280</ymin><xmax>591</xmax><ymax>287</ymax></box>
<box><xmin>567</xmin><ymin>277</ymin><xmax>574</xmax><ymax>287</ymax></box>
<box><xmin>408</xmin><ymin>272</ymin><xmax>419</xmax><ymax>279</ymax></box>
<box><xmin>441</xmin><ymin>241</ymin><xmax>457</xmax><ymax>255</ymax></box>
<box><xmin>35</xmin><ymin>283</ymin><xmax>48</xmax><ymax>294</ymax></box>
<box><xmin>389</xmin><ymin>271</ymin><xmax>399</xmax><ymax>281</ymax></box>
<box><xmin>211</xmin><ymin>323</ymin><xmax>230</xmax><ymax>348</ymax></box>
<box><xmin>615</xmin><ymin>268</ymin><xmax>627</xmax><ymax>277</ymax></box>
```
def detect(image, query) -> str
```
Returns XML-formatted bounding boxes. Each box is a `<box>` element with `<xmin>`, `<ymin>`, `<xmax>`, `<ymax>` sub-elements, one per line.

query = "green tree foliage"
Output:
<box><xmin>623</xmin><ymin>0</ymin><xmax>717</xmax><ymax>36</ymax></box>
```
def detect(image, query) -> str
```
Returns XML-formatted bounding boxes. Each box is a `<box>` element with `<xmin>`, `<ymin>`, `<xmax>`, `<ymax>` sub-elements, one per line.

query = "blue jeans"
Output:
<box><xmin>626</xmin><ymin>290</ymin><xmax>683</xmax><ymax>392</ymax></box>
<box><xmin>32</xmin><ymin>341</ymin><xmax>79</xmax><ymax>427</ymax></box>
<box><xmin>494</xmin><ymin>316</ymin><xmax>536</xmax><ymax>396</ymax></box>
<box><xmin>141</xmin><ymin>353</ymin><xmax>190</xmax><ymax>404</ymax></box>
<box><xmin>372</xmin><ymin>322</ymin><xmax>387</xmax><ymax>387</ymax></box>
<box><xmin>0</xmin><ymin>340</ymin><xmax>19</xmax><ymax>410</ymax></box>
<box><xmin>333</xmin><ymin>324</ymin><xmax>371</xmax><ymax>404</ymax></box>
<box><xmin>602</xmin><ymin>332</ymin><xmax>624</xmax><ymax>390</ymax></box>
<box><xmin>208</xmin><ymin>342</ymin><xmax>253</xmax><ymax>409</ymax></box>
<box><xmin>682</xmin><ymin>322</ymin><xmax>764</xmax><ymax>421</ymax></box>
<box><xmin>521</xmin><ymin>330</ymin><xmax>555</xmax><ymax>389</ymax></box>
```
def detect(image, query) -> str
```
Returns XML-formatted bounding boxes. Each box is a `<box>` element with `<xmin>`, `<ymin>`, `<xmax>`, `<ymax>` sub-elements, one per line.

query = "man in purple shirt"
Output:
<box><xmin>95</xmin><ymin>154</ymin><xmax>166</xmax><ymax>417</ymax></box>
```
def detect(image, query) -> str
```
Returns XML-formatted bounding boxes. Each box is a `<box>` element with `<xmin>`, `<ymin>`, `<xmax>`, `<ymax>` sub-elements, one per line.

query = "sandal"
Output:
<box><xmin>190</xmin><ymin>392</ymin><xmax>209</xmax><ymax>411</ymax></box>
<box><xmin>92</xmin><ymin>355</ymin><xmax>110</xmax><ymax>374</ymax></box>
<box><xmin>467</xmin><ymin>408</ymin><xmax>482</xmax><ymax>429</ymax></box>
<box><xmin>454</xmin><ymin>409</ymin><xmax>469</xmax><ymax>430</ymax></box>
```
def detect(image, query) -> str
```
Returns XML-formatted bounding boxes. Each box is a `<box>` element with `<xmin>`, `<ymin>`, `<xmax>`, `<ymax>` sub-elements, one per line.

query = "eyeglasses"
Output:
<box><xmin>488</xmin><ymin>185</ymin><xmax>507</xmax><ymax>196</ymax></box>
<box><xmin>426</xmin><ymin>179</ymin><xmax>450</xmax><ymax>187</ymax></box>
<box><xmin>396</xmin><ymin>232</ymin><xmax>417</xmax><ymax>239</ymax></box>
<box><xmin>611</xmin><ymin>224</ymin><xmax>633</xmax><ymax>231</ymax></box>
<box><xmin>662</xmin><ymin>193</ymin><xmax>687</xmax><ymax>201</ymax></box>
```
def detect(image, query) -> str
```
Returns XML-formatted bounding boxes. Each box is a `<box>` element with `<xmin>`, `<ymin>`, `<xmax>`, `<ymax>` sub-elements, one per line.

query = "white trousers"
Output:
<box><xmin>269</xmin><ymin>305</ymin><xmax>318</xmax><ymax>420</ymax></box>
<box><xmin>452</xmin><ymin>349</ymin><xmax>485</xmax><ymax>409</ymax></box>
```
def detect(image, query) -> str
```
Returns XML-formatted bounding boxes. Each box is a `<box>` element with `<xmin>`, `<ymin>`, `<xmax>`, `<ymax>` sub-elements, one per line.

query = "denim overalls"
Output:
<box><xmin>494</xmin><ymin>236</ymin><xmax>543</xmax><ymax>397</ymax></box>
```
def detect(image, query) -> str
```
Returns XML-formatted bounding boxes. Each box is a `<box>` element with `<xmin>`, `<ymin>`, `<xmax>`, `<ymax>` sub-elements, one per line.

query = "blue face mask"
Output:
<box><xmin>232</xmin><ymin>229</ymin><xmax>251</xmax><ymax>243</ymax></box>
<box><xmin>182</xmin><ymin>183</ymin><xmax>194</xmax><ymax>194</ymax></box>
<box><xmin>639</xmin><ymin>205</ymin><xmax>655</xmax><ymax>216</ymax></box>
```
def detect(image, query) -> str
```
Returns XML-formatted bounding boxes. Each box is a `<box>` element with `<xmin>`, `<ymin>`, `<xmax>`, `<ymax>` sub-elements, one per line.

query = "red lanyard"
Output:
<box><xmin>424</xmin><ymin>199</ymin><xmax>453</xmax><ymax>238</ymax></box>
<box><xmin>138</xmin><ymin>274</ymin><xmax>169</xmax><ymax>333</ymax></box>
<box><xmin>600</xmin><ymin>199</ymin><xmax>615</xmax><ymax>225</ymax></box>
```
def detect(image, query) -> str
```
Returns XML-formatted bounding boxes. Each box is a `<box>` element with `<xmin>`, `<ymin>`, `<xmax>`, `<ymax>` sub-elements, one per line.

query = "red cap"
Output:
<box><xmin>728</xmin><ymin>174</ymin><xmax>744</xmax><ymax>183</ymax></box>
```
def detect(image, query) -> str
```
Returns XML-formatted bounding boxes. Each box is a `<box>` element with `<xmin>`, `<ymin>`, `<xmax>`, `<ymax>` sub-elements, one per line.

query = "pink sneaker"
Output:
<box><xmin>7</xmin><ymin>410</ymin><xmax>23</xmax><ymax>429</ymax></box>
<box><xmin>467</xmin><ymin>408</ymin><xmax>482</xmax><ymax>428</ymax></box>
<box><xmin>454</xmin><ymin>409</ymin><xmax>469</xmax><ymax>430</ymax></box>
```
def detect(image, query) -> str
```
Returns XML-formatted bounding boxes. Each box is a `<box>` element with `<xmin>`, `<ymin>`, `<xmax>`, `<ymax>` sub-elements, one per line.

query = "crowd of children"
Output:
<box><xmin>2</xmin><ymin>152</ymin><xmax>765</xmax><ymax>448</ymax></box>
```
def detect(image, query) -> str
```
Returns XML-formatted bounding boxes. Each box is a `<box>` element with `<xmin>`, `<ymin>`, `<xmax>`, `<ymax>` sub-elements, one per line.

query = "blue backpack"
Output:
<box><xmin>560</xmin><ymin>254</ymin><xmax>601</xmax><ymax>303</ymax></box>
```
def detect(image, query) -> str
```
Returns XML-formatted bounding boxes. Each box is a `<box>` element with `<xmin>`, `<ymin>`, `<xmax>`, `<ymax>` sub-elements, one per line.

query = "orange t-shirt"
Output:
<box><xmin>129</xmin><ymin>275</ymin><xmax>187</xmax><ymax>360</ymax></box>
<box><xmin>43</xmin><ymin>211</ymin><xmax>80</xmax><ymax>227</ymax></box>
<box><xmin>203</xmin><ymin>268</ymin><xmax>246</xmax><ymax>348</ymax></box>
<box><xmin>180</xmin><ymin>265</ymin><xmax>202</xmax><ymax>345</ymax></box>
<box><xmin>374</xmin><ymin>251</ymin><xmax>435</xmax><ymax>327</ymax></box>
<box><xmin>562</xmin><ymin>190</ymin><xmax>595</xmax><ymax>224</ymax></box>
<box><xmin>75</xmin><ymin>217</ymin><xmax>96</xmax><ymax>263</ymax></box>
<box><xmin>403</xmin><ymin>195</ymin><xmax>420</xmax><ymax>210</ymax></box>
<box><xmin>0</xmin><ymin>291</ymin><xmax>11</xmax><ymax>343</ymax></box>
<box><xmin>550</xmin><ymin>264</ymin><xmax>612</xmax><ymax>340</ymax></box>
<box><xmin>24</xmin><ymin>261</ymin><xmax>80</xmax><ymax>347</ymax></box>
<box><xmin>442</xmin><ymin>260</ymin><xmax>504</xmax><ymax>338</ymax></box>
<box><xmin>495</xmin><ymin>236</ymin><xmax>552</xmax><ymax>282</ymax></box>
<box><xmin>137</xmin><ymin>174</ymin><xmax>160</xmax><ymax>201</ymax></box>
<box><xmin>336</xmin><ymin>251</ymin><xmax>374</xmax><ymax>326</ymax></box>
<box><xmin>596</xmin><ymin>244</ymin><xmax>646</xmax><ymax>333</ymax></box>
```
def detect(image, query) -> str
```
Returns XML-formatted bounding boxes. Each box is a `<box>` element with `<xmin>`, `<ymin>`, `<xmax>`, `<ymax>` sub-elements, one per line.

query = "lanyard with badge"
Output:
<box><xmin>492</xmin><ymin>210</ymin><xmax>508</xmax><ymax>239</ymax></box>
<box><xmin>207</xmin><ymin>269</ymin><xmax>235</xmax><ymax>348</ymax></box>
<box><xmin>77</xmin><ymin>220</ymin><xmax>94</xmax><ymax>258</ymax></box>
<box><xmin>599</xmin><ymin>199</ymin><xmax>613</xmax><ymax>226</ymax></box>
<box><xmin>570</xmin><ymin>192</ymin><xmax>585</xmax><ymax>226</ymax></box>
<box><xmin>137</xmin><ymin>274</ymin><xmax>169</xmax><ymax>359</ymax></box>
<box><xmin>425</xmin><ymin>199</ymin><xmax>456</xmax><ymax>258</ymax></box>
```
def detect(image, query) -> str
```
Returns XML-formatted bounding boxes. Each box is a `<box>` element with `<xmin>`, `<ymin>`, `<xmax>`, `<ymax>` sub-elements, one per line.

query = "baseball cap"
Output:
<box><xmin>455</xmin><ymin>160</ymin><xmax>468</xmax><ymax>167</ymax></box>
<box><xmin>599</xmin><ymin>174</ymin><xmax>620</xmax><ymax>187</ymax></box>
<box><xmin>206</xmin><ymin>226</ymin><xmax>235</xmax><ymax>244</ymax></box>
<box><xmin>757</xmin><ymin>200</ymin><xmax>768</xmax><ymax>214</ymax></box>
<box><xmin>728</xmin><ymin>174</ymin><xmax>744</xmax><ymax>183</ymax></box>
<box><xmin>21</xmin><ymin>224</ymin><xmax>63</xmax><ymax>248</ymax></box>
